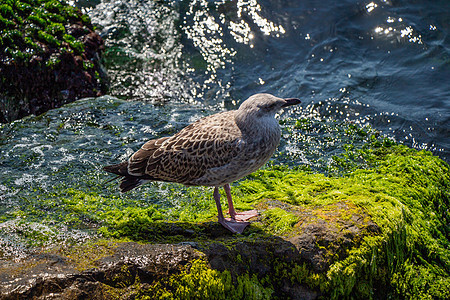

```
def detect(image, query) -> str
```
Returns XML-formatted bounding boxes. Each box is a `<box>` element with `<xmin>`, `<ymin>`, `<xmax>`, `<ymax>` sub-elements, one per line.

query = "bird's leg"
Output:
<box><xmin>214</xmin><ymin>186</ymin><xmax>249</xmax><ymax>234</ymax></box>
<box><xmin>223</xmin><ymin>184</ymin><xmax>258</xmax><ymax>221</ymax></box>
<box><xmin>224</xmin><ymin>183</ymin><xmax>237</xmax><ymax>219</ymax></box>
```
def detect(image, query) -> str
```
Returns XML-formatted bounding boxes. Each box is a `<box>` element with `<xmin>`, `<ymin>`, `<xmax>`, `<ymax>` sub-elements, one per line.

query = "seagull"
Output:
<box><xmin>104</xmin><ymin>93</ymin><xmax>301</xmax><ymax>233</ymax></box>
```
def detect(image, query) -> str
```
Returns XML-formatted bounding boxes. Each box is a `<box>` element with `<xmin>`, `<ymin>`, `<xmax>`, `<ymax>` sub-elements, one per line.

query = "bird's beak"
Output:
<box><xmin>282</xmin><ymin>98</ymin><xmax>301</xmax><ymax>107</ymax></box>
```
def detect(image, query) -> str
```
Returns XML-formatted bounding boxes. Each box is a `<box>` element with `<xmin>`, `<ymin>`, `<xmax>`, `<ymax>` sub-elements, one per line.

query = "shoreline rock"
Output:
<box><xmin>0</xmin><ymin>243</ymin><xmax>201</xmax><ymax>300</ymax></box>
<box><xmin>0</xmin><ymin>0</ymin><xmax>108</xmax><ymax>123</ymax></box>
<box><xmin>0</xmin><ymin>196</ymin><xmax>380</xmax><ymax>299</ymax></box>
<box><xmin>0</xmin><ymin>196</ymin><xmax>394</xmax><ymax>299</ymax></box>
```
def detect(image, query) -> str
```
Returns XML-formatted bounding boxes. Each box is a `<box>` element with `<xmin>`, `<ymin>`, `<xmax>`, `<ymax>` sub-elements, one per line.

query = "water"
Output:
<box><xmin>1</xmin><ymin>0</ymin><xmax>449</xmax><ymax>258</ymax></box>
<box><xmin>78</xmin><ymin>0</ymin><xmax>449</xmax><ymax>158</ymax></box>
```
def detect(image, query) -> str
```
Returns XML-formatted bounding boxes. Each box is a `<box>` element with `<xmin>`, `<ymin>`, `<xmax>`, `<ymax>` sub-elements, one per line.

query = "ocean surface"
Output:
<box><xmin>79</xmin><ymin>0</ymin><xmax>450</xmax><ymax>160</ymax></box>
<box><xmin>0</xmin><ymin>0</ymin><xmax>449</xmax><ymax>258</ymax></box>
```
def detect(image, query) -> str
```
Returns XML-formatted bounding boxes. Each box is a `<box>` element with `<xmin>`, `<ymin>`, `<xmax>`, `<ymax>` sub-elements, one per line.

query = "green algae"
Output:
<box><xmin>1</xmin><ymin>115</ymin><xmax>448</xmax><ymax>299</ymax></box>
<box><xmin>234</xmin><ymin>144</ymin><xmax>449</xmax><ymax>299</ymax></box>
<box><xmin>59</xmin><ymin>242</ymin><xmax>273</xmax><ymax>300</ymax></box>
<box><xmin>0</xmin><ymin>0</ymin><xmax>90</xmax><ymax>62</ymax></box>
<box><xmin>60</xmin><ymin>239</ymin><xmax>119</xmax><ymax>271</ymax></box>
<box><xmin>95</xmin><ymin>258</ymin><xmax>273</xmax><ymax>300</ymax></box>
<box><xmin>260</xmin><ymin>207</ymin><xmax>299</xmax><ymax>235</ymax></box>
<box><xmin>76</xmin><ymin>144</ymin><xmax>450</xmax><ymax>298</ymax></box>
<box><xmin>135</xmin><ymin>259</ymin><xmax>273</xmax><ymax>300</ymax></box>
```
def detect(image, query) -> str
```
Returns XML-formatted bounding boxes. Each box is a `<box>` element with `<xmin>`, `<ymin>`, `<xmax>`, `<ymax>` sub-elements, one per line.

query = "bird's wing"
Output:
<box><xmin>127</xmin><ymin>136</ymin><xmax>170</xmax><ymax>176</ymax></box>
<box><xmin>127</xmin><ymin>111</ymin><xmax>242</xmax><ymax>183</ymax></box>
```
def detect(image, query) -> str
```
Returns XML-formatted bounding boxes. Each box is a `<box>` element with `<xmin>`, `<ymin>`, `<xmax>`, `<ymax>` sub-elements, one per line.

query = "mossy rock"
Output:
<box><xmin>0</xmin><ymin>143</ymin><xmax>448</xmax><ymax>299</ymax></box>
<box><xmin>0</xmin><ymin>0</ymin><xmax>108</xmax><ymax>123</ymax></box>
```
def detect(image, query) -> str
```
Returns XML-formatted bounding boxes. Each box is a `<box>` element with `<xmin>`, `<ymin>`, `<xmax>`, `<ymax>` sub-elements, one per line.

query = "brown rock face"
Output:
<box><xmin>0</xmin><ymin>243</ymin><xmax>200</xmax><ymax>300</ymax></box>
<box><xmin>0</xmin><ymin>17</ymin><xmax>108</xmax><ymax>123</ymax></box>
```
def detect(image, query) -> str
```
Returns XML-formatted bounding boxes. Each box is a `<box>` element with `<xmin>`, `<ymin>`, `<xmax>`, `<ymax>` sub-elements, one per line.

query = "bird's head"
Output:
<box><xmin>234</xmin><ymin>93</ymin><xmax>301</xmax><ymax>132</ymax></box>
<box><xmin>237</xmin><ymin>93</ymin><xmax>301</xmax><ymax>118</ymax></box>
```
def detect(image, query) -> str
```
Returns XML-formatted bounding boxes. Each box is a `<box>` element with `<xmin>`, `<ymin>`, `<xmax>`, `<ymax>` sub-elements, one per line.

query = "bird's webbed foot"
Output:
<box><xmin>229</xmin><ymin>209</ymin><xmax>259</xmax><ymax>222</ymax></box>
<box><xmin>218</xmin><ymin>217</ymin><xmax>250</xmax><ymax>234</ymax></box>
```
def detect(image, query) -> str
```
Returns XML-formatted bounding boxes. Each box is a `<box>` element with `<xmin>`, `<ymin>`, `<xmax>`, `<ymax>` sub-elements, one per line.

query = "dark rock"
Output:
<box><xmin>0</xmin><ymin>1</ymin><xmax>109</xmax><ymax>123</ymax></box>
<box><xmin>0</xmin><ymin>243</ymin><xmax>201</xmax><ymax>300</ymax></box>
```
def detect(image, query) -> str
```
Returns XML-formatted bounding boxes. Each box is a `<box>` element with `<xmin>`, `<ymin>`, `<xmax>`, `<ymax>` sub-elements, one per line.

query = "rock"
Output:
<box><xmin>0</xmin><ymin>240</ymin><xmax>318</xmax><ymax>299</ymax></box>
<box><xmin>0</xmin><ymin>243</ymin><xmax>201</xmax><ymax>299</ymax></box>
<box><xmin>0</xmin><ymin>0</ymin><xmax>108</xmax><ymax>123</ymax></box>
<box><xmin>0</xmin><ymin>198</ymin><xmax>378</xmax><ymax>300</ymax></box>
<box><xmin>0</xmin><ymin>144</ymin><xmax>448</xmax><ymax>299</ymax></box>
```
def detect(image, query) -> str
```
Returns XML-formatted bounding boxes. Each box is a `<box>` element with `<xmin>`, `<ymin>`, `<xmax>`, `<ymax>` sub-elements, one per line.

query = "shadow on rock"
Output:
<box><xmin>0</xmin><ymin>202</ymin><xmax>380</xmax><ymax>300</ymax></box>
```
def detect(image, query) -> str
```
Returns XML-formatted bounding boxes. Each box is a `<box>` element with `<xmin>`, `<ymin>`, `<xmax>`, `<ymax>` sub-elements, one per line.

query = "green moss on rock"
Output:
<box><xmin>260</xmin><ymin>207</ymin><xmax>299</xmax><ymax>235</ymax></box>
<box><xmin>234</xmin><ymin>144</ymin><xmax>449</xmax><ymax>299</ymax></box>
<box><xmin>97</xmin><ymin>143</ymin><xmax>449</xmax><ymax>299</ymax></box>
<box><xmin>0</xmin><ymin>0</ymin><xmax>108</xmax><ymax>123</ymax></box>
<box><xmin>0</xmin><ymin>137</ymin><xmax>448</xmax><ymax>299</ymax></box>
<box><xmin>0</xmin><ymin>0</ymin><xmax>89</xmax><ymax>59</ymax></box>
<box><xmin>136</xmin><ymin>259</ymin><xmax>273</xmax><ymax>300</ymax></box>
<box><xmin>61</xmin><ymin>239</ymin><xmax>119</xmax><ymax>271</ymax></box>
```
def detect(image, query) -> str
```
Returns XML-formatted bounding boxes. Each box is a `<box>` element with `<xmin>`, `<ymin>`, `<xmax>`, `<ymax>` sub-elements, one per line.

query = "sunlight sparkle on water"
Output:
<box><xmin>373</xmin><ymin>16</ymin><xmax>423</xmax><ymax>45</ymax></box>
<box><xmin>236</xmin><ymin>0</ymin><xmax>285</xmax><ymax>36</ymax></box>
<box><xmin>366</xmin><ymin>2</ymin><xmax>378</xmax><ymax>13</ymax></box>
<box><xmin>182</xmin><ymin>0</ymin><xmax>286</xmax><ymax>90</ymax></box>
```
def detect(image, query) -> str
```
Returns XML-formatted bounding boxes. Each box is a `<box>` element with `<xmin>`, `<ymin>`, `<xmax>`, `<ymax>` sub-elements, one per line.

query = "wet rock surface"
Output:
<box><xmin>0</xmin><ymin>201</ymin><xmax>378</xmax><ymax>299</ymax></box>
<box><xmin>3</xmin><ymin>144</ymin><xmax>446</xmax><ymax>299</ymax></box>
<box><xmin>0</xmin><ymin>243</ymin><xmax>201</xmax><ymax>300</ymax></box>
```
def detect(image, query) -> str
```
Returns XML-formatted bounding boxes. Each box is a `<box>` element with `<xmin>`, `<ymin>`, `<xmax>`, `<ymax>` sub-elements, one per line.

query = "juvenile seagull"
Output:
<box><xmin>104</xmin><ymin>93</ymin><xmax>301</xmax><ymax>233</ymax></box>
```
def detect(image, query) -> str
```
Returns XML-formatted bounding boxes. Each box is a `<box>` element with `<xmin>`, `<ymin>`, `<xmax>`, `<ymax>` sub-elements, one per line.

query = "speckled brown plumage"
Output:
<box><xmin>127</xmin><ymin>111</ymin><xmax>242</xmax><ymax>186</ymax></box>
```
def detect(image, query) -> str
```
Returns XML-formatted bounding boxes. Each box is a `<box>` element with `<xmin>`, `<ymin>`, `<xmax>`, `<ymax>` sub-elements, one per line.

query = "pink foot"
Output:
<box><xmin>229</xmin><ymin>209</ymin><xmax>259</xmax><ymax>222</ymax></box>
<box><xmin>218</xmin><ymin>218</ymin><xmax>250</xmax><ymax>234</ymax></box>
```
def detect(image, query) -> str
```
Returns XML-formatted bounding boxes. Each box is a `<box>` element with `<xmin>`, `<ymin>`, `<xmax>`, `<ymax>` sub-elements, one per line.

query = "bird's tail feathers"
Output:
<box><xmin>103</xmin><ymin>162</ymin><xmax>129</xmax><ymax>176</ymax></box>
<box><xmin>104</xmin><ymin>162</ymin><xmax>151</xmax><ymax>192</ymax></box>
